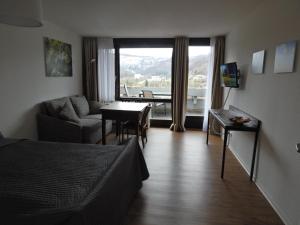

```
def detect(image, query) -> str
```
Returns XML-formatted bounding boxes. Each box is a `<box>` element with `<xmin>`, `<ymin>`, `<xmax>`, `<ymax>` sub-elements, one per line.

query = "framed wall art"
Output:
<box><xmin>44</xmin><ymin>37</ymin><xmax>72</xmax><ymax>77</ymax></box>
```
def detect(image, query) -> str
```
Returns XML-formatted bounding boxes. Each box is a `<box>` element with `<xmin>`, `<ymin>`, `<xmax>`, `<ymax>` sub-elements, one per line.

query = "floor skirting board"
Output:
<box><xmin>228</xmin><ymin>144</ymin><xmax>292</xmax><ymax>225</ymax></box>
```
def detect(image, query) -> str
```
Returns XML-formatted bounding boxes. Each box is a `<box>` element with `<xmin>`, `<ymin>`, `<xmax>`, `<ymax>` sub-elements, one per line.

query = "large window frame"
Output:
<box><xmin>114</xmin><ymin>38</ymin><xmax>210</xmax><ymax>128</ymax></box>
<box><xmin>114</xmin><ymin>38</ymin><xmax>175</xmax><ymax>103</ymax></box>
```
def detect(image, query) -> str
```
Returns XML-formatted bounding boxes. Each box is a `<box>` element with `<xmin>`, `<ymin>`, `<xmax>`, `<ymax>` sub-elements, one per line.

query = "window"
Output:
<box><xmin>187</xmin><ymin>46</ymin><xmax>211</xmax><ymax>116</ymax></box>
<box><xmin>114</xmin><ymin>38</ymin><xmax>211</xmax><ymax>126</ymax></box>
<box><xmin>115</xmin><ymin>38</ymin><xmax>174</xmax><ymax>121</ymax></box>
<box><xmin>119</xmin><ymin>48</ymin><xmax>173</xmax><ymax>100</ymax></box>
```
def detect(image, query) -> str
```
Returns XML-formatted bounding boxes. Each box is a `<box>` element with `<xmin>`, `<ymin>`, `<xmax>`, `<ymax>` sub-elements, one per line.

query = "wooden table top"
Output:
<box><xmin>100</xmin><ymin>102</ymin><xmax>149</xmax><ymax>112</ymax></box>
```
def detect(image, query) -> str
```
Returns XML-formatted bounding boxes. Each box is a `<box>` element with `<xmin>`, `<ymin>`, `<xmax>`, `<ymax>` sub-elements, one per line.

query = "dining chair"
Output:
<box><xmin>120</xmin><ymin>105</ymin><xmax>151</xmax><ymax>148</ymax></box>
<box><xmin>141</xmin><ymin>90</ymin><xmax>166</xmax><ymax>116</ymax></box>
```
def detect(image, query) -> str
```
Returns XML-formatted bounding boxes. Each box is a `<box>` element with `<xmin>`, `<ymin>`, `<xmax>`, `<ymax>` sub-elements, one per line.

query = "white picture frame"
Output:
<box><xmin>274</xmin><ymin>41</ymin><xmax>297</xmax><ymax>73</ymax></box>
<box><xmin>252</xmin><ymin>50</ymin><xmax>265</xmax><ymax>74</ymax></box>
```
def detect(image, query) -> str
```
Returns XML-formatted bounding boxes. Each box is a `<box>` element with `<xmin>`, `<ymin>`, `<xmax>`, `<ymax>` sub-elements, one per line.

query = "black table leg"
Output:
<box><xmin>102</xmin><ymin>118</ymin><xmax>106</xmax><ymax>145</ymax></box>
<box><xmin>116</xmin><ymin>120</ymin><xmax>120</xmax><ymax>137</ymax></box>
<box><xmin>221</xmin><ymin>129</ymin><xmax>228</xmax><ymax>179</ymax></box>
<box><xmin>206</xmin><ymin>111</ymin><xmax>210</xmax><ymax>145</ymax></box>
<box><xmin>250</xmin><ymin>129</ymin><xmax>260</xmax><ymax>181</ymax></box>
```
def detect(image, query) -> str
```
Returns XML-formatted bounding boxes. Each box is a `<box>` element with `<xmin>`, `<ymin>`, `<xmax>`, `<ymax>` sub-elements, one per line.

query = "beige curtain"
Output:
<box><xmin>211</xmin><ymin>36</ymin><xmax>225</xmax><ymax>133</ymax></box>
<box><xmin>170</xmin><ymin>37</ymin><xmax>189</xmax><ymax>132</ymax></box>
<box><xmin>82</xmin><ymin>37</ymin><xmax>99</xmax><ymax>101</ymax></box>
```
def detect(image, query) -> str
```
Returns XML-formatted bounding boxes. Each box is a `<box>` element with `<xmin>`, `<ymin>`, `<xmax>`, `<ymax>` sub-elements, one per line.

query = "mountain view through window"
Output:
<box><xmin>187</xmin><ymin>46</ymin><xmax>211</xmax><ymax>116</ymax></box>
<box><xmin>120</xmin><ymin>48</ymin><xmax>172</xmax><ymax>98</ymax></box>
<box><xmin>119</xmin><ymin>47</ymin><xmax>211</xmax><ymax>117</ymax></box>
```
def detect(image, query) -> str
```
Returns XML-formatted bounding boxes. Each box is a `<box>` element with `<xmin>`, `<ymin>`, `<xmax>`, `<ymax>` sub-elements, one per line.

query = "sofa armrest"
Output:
<box><xmin>88</xmin><ymin>100</ymin><xmax>103</xmax><ymax>115</ymax></box>
<box><xmin>37</xmin><ymin>114</ymin><xmax>82</xmax><ymax>143</ymax></box>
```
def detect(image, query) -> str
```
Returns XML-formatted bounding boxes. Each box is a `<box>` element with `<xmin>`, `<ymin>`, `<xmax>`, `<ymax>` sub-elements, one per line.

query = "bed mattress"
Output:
<box><xmin>0</xmin><ymin>137</ymin><xmax>149</xmax><ymax>225</ymax></box>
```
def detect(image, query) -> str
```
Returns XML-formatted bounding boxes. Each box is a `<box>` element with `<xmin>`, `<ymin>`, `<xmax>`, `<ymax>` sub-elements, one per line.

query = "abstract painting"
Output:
<box><xmin>274</xmin><ymin>41</ymin><xmax>297</xmax><ymax>73</ymax></box>
<box><xmin>252</xmin><ymin>50</ymin><xmax>265</xmax><ymax>74</ymax></box>
<box><xmin>44</xmin><ymin>37</ymin><xmax>72</xmax><ymax>77</ymax></box>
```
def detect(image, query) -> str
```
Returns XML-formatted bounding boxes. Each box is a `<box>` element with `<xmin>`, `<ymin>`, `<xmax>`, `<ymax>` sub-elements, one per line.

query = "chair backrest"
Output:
<box><xmin>142</xmin><ymin>90</ymin><xmax>154</xmax><ymax>98</ymax></box>
<box><xmin>120</xmin><ymin>84</ymin><xmax>130</xmax><ymax>97</ymax></box>
<box><xmin>141</xmin><ymin>105</ymin><xmax>151</xmax><ymax>127</ymax></box>
<box><xmin>124</xmin><ymin>84</ymin><xmax>130</xmax><ymax>97</ymax></box>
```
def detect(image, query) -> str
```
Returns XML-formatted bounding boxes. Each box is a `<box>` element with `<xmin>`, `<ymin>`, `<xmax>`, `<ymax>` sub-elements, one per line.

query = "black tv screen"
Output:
<box><xmin>220</xmin><ymin>62</ymin><xmax>239</xmax><ymax>88</ymax></box>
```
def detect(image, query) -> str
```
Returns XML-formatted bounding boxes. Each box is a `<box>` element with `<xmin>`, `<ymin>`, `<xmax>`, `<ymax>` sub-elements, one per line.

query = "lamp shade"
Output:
<box><xmin>0</xmin><ymin>0</ymin><xmax>43</xmax><ymax>27</ymax></box>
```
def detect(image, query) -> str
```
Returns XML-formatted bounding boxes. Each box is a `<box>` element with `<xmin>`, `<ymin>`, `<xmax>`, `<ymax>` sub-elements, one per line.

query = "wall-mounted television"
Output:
<box><xmin>220</xmin><ymin>62</ymin><xmax>239</xmax><ymax>88</ymax></box>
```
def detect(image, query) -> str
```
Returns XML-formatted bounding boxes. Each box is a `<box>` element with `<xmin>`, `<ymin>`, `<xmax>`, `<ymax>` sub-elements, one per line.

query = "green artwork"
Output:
<box><xmin>44</xmin><ymin>37</ymin><xmax>72</xmax><ymax>77</ymax></box>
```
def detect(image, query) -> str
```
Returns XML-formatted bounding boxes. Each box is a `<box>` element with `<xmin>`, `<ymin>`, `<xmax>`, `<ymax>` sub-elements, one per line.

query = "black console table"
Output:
<box><xmin>206</xmin><ymin>105</ymin><xmax>261</xmax><ymax>181</ymax></box>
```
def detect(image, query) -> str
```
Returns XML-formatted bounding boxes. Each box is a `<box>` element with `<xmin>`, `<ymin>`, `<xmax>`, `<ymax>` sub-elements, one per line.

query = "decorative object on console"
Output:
<box><xmin>0</xmin><ymin>0</ymin><xmax>43</xmax><ymax>27</ymax></box>
<box><xmin>230</xmin><ymin>116</ymin><xmax>251</xmax><ymax>125</ymax></box>
<box><xmin>274</xmin><ymin>40</ymin><xmax>297</xmax><ymax>73</ymax></box>
<box><xmin>252</xmin><ymin>50</ymin><xmax>265</xmax><ymax>74</ymax></box>
<box><xmin>44</xmin><ymin>37</ymin><xmax>72</xmax><ymax>77</ymax></box>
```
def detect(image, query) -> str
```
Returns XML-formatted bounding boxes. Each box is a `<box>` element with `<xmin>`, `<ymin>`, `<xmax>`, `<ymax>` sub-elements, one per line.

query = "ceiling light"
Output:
<box><xmin>0</xmin><ymin>0</ymin><xmax>43</xmax><ymax>27</ymax></box>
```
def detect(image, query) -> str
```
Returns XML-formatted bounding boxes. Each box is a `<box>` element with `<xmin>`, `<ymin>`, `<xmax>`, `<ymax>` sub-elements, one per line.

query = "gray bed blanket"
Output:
<box><xmin>0</xmin><ymin>137</ymin><xmax>149</xmax><ymax>225</ymax></box>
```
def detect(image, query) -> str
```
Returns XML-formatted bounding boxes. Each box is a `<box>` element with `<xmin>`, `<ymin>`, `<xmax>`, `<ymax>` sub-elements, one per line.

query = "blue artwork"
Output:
<box><xmin>274</xmin><ymin>41</ymin><xmax>297</xmax><ymax>73</ymax></box>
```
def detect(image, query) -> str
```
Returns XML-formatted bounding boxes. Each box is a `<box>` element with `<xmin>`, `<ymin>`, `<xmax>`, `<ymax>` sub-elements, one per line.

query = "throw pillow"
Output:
<box><xmin>89</xmin><ymin>100</ymin><xmax>103</xmax><ymax>115</ymax></box>
<box><xmin>0</xmin><ymin>132</ymin><xmax>4</xmax><ymax>139</ymax></box>
<box><xmin>70</xmin><ymin>96</ymin><xmax>90</xmax><ymax>117</ymax></box>
<box><xmin>45</xmin><ymin>97</ymin><xmax>68</xmax><ymax>118</ymax></box>
<box><xmin>59</xmin><ymin>100</ymin><xmax>80</xmax><ymax>123</ymax></box>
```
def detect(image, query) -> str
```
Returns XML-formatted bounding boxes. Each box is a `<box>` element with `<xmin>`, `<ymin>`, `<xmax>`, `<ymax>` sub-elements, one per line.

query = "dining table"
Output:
<box><xmin>100</xmin><ymin>101</ymin><xmax>149</xmax><ymax>145</ymax></box>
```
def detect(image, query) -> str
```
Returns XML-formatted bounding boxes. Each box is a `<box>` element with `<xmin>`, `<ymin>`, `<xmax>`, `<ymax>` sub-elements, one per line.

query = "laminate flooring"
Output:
<box><xmin>123</xmin><ymin>128</ymin><xmax>284</xmax><ymax>225</ymax></box>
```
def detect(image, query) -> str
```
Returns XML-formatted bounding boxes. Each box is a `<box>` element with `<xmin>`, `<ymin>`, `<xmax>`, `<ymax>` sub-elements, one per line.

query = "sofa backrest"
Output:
<box><xmin>70</xmin><ymin>96</ymin><xmax>90</xmax><ymax>117</ymax></box>
<box><xmin>40</xmin><ymin>95</ymin><xmax>89</xmax><ymax>118</ymax></box>
<box><xmin>44</xmin><ymin>97</ymin><xmax>70</xmax><ymax>118</ymax></box>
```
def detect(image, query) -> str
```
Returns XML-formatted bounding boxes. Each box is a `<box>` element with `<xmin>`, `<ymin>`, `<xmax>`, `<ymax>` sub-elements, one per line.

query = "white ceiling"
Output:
<box><xmin>42</xmin><ymin>0</ymin><xmax>264</xmax><ymax>37</ymax></box>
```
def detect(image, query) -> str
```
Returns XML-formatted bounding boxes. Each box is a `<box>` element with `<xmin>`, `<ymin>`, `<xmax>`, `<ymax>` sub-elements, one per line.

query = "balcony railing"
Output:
<box><xmin>120</xmin><ymin>85</ymin><xmax>206</xmax><ymax>119</ymax></box>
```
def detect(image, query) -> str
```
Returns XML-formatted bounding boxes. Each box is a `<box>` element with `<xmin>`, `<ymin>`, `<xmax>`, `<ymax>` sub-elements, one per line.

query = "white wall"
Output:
<box><xmin>225</xmin><ymin>0</ymin><xmax>300</xmax><ymax>224</ymax></box>
<box><xmin>0</xmin><ymin>21</ymin><xmax>82</xmax><ymax>139</ymax></box>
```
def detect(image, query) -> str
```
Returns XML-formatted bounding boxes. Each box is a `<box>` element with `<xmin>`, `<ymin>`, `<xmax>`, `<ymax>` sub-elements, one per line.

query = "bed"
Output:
<box><xmin>0</xmin><ymin>135</ymin><xmax>149</xmax><ymax>225</ymax></box>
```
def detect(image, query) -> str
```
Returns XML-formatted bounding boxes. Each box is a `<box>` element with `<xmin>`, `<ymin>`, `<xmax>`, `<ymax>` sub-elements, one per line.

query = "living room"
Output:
<box><xmin>0</xmin><ymin>0</ymin><xmax>299</xmax><ymax>225</ymax></box>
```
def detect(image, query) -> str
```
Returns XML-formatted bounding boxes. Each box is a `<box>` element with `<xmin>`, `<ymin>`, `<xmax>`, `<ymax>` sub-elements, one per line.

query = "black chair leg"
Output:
<box><xmin>141</xmin><ymin>135</ymin><xmax>145</xmax><ymax>148</ymax></box>
<box><xmin>118</xmin><ymin>125</ymin><xmax>122</xmax><ymax>144</ymax></box>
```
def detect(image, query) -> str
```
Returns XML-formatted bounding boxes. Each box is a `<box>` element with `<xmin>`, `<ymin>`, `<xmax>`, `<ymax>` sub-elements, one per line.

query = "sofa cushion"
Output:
<box><xmin>59</xmin><ymin>101</ymin><xmax>80</xmax><ymax>123</ymax></box>
<box><xmin>45</xmin><ymin>97</ymin><xmax>69</xmax><ymax>118</ymax></box>
<box><xmin>0</xmin><ymin>132</ymin><xmax>4</xmax><ymax>139</ymax></box>
<box><xmin>79</xmin><ymin>118</ymin><xmax>102</xmax><ymax>143</ymax></box>
<box><xmin>70</xmin><ymin>96</ymin><xmax>90</xmax><ymax>117</ymax></box>
<box><xmin>79</xmin><ymin>118</ymin><xmax>112</xmax><ymax>144</ymax></box>
<box><xmin>81</xmin><ymin>114</ymin><xmax>102</xmax><ymax>120</ymax></box>
<box><xmin>89</xmin><ymin>101</ymin><xmax>103</xmax><ymax>115</ymax></box>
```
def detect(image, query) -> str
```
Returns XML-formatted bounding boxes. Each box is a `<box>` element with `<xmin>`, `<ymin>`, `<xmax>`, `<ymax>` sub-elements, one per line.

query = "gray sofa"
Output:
<box><xmin>37</xmin><ymin>96</ymin><xmax>112</xmax><ymax>144</ymax></box>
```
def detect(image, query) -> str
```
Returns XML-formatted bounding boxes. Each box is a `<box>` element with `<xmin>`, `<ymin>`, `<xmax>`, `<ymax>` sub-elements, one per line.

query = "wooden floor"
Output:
<box><xmin>121</xmin><ymin>128</ymin><xmax>283</xmax><ymax>225</ymax></box>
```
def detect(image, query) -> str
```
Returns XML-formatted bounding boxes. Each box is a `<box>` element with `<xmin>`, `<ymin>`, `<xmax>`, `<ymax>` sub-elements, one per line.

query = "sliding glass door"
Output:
<box><xmin>119</xmin><ymin>47</ymin><xmax>173</xmax><ymax>120</ymax></box>
<box><xmin>114</xmin><ymin>38</ymin><xmax>211</xmax><ymax>128</ymax></box>
<box><xmin>187</xmin><ymin>46</ymin><xmax>211</xmax><ymax>117</ymax></box>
